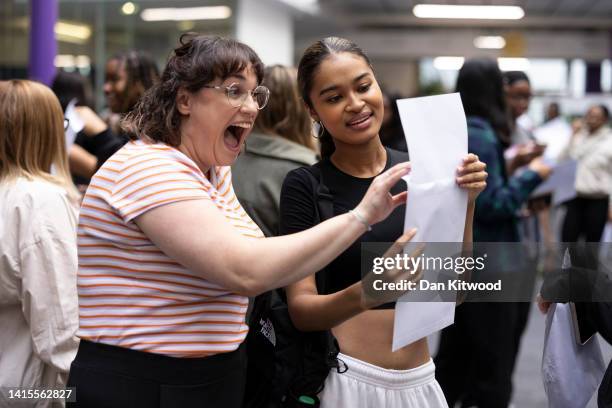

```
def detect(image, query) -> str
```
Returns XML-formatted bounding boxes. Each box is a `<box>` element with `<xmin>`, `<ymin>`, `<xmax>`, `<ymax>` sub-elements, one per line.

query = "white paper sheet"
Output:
<box><xmin>530</xmin><ymin>159</ymin><xmax>577</xmax><ymax>205</ymax></box>
<box><xmin>542</xmin><ymin>303</ymin><xmax>606</xmax><ymax>408</ymax></box>
<box><xmin>392</xmin><ymin>93</ymin><xmax>468</xmax><ymax>351</ymax></box>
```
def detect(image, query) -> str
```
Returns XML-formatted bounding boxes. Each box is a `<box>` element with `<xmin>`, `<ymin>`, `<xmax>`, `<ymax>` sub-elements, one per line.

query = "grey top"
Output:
<box><xmin>232</xmin><ymin>132</ymin><xmax>318</xmax><ymax>237</ymax></box>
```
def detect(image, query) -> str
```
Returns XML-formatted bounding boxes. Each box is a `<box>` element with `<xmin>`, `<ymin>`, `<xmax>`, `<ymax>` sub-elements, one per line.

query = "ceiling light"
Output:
<box><xmin>498</xmin><ymin>58</ymin><xmax>530</xmax><ymax>71</ymax></box>
<box><xmin>433</xmin><ymin>56</ymin><xmax>465</xmax><ymax>71</ymax></box>
<box><xmin>413</xmin><ymin>4</ymin><xmax>524</xmax><ymax>20</ymax></box>
<box><xmin>55</xmin><ymin>21</ymin><xmax>91</xmax><ymax>44</ymax></box>
<box><xmin>141</xmin><ymin>6</ymin><xmax>231</xmax><ymax>22</ymax></box>
<box><xmin>54</xmin><ymin>55</ymin><xmax>75</xmax><ymax>68</ymax></box>
<box><xmin>277</xmin><ymin>0</ymin><xmax>319</xmax><ymax>14</ymax></box>
<box><xmin>121</xmin><ymin>2</ymin><xmax>137</xmax><ymax>16</ymax></box>
<box><xmin>474</xmin><ymin>36</ymin><xmax>506</xmax><ymax>49</ymax></box>
<box><xmin>75</xmin><ymin>55</ymin><xmax>91</xmax><ymax>69</ymax></box>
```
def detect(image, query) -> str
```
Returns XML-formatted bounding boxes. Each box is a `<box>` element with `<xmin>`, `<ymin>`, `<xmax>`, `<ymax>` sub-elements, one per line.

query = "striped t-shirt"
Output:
<box><xmin>77</xmin><ymin>140</ymin><xmax>263</xmax><ymax>357</ymax></box>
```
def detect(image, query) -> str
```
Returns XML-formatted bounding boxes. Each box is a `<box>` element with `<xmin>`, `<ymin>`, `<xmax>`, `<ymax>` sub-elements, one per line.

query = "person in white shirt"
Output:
<box><xmin>0</xmin><ymin>80</ymin><xmax>80</xmax><ymax>407</ymax></box>
<box><xmin>560</xmin><ymin>104</ymin><xmax>612</xmax><ymax>244</ymax></box>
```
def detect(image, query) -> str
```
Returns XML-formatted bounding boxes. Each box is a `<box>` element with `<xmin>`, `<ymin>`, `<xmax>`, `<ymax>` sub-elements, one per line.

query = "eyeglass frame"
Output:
<box><xmin>202</xmin><ymin>82</ymin><xmax>270</xmax><ymax>110</ymax></box>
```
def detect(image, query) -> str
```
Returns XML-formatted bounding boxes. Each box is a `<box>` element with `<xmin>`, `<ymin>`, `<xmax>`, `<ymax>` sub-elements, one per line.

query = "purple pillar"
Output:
<box><xmin>28</xmin><ymin>0</ymin><xmax>58</xmax><ymax>85</ymax></box>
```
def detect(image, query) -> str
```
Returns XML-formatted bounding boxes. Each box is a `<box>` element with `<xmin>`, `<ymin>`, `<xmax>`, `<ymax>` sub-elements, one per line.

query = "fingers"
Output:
<box><xmin>460</xmin><ymin>182</ymin><xmax>487</xmax><ymax>190</ymax></box>
<box><xmin>383</xmin><ymin>227</ymin><xmax>418</xmax><ymax>258</ymax></box>
<box><xmin>377</xmin><ymin>162</ymin><xmax>411</xmax><ymax>190</ymax></box>
<box><xmin>390</xmin><ymin>191</ymin><xmax>408</xmax><ymax>208</ymax></box>
<box><xmin>457</xmin><ymin>172</ymin><xmax>487</xmax><ymax>185</ymax></box>
<box><xmin>536</xmin><ymin>294</ymin><xmax>551</xmax><ymax>314</ymax></box>
<box><xmin>457</xmin><ymin>161</ymin><xmax>486</xmax><ymax>176</ymax></box>
<box><xmin>462</xmin><ymin>153</ymin><xmax>479</xmax><ymax>164</ymax></box>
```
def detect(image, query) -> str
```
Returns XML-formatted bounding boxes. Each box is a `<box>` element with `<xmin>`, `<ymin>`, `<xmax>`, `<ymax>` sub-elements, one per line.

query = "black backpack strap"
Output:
<box><xmin>301</xmin><ymin>165</ymin><xmax>335</xmax><ymax>294</ymax></box>
<box><xmin>302</xmin><ymin>165</ymin><xmax>334</xmax><ymax>222</ymax></box>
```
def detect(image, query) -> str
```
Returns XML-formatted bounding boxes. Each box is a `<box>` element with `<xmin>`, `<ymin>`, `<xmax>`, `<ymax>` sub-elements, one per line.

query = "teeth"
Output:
<box><xmin>232</xmin><ymin>122</ymin><xmax>252</xmax><ymax>129</ymax></box>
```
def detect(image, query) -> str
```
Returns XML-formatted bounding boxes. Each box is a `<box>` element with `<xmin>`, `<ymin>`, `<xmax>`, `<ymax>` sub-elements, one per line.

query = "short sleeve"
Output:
<box><xmin>108</xmin><ymin>152</ymin><xmax>211</xmax><ymax>223</ymax></box>
<box><xmin>279</xmin><ymin>167</ymin><xmax>318</xmax><ymax>235</ymax></box>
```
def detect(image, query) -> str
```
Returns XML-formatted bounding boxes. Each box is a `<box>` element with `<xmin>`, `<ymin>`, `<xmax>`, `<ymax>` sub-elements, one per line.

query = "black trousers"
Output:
<box><xmin>562</xmin><ymin>196</ymin><xmax>609</xmax><ymax>243</ymax></box>
<box><xmin>67</xmin><ymin>340</ymin><xmax>246</xmax><ymax>408</ymax></box>
<box><xmin>435</xmin><ymin>301</ymin><xmax>531</xmax><ymax>408</ymax></box>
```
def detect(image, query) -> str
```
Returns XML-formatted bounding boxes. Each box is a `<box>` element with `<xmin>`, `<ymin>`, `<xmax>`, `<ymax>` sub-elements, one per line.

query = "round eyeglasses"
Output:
<box><xmin>203</xmin><ymin>83</ymin><xmax>270</xmax><ymax>110</ymax></box>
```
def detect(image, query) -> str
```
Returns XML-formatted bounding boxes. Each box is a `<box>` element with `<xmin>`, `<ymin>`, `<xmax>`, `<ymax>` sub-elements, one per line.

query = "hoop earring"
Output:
<box><xmin>314</xmin><ymin>121</ymin><xmax>325</xmax><ymax>139</ymax></box>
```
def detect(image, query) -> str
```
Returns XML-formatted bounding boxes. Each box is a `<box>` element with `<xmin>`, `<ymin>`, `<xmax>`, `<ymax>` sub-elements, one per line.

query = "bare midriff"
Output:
<box><xmin>332</xmin><ymin>309</ymin><xmax>430</xmax><ymax>370</ymax></box>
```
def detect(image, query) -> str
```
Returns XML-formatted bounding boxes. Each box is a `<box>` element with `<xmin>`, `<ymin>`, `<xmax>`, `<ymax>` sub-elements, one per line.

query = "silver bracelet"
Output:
<box><xmin>349</xmin><ymin>209</ymin><xmax>372</xmax><ymax>231</ymax></box>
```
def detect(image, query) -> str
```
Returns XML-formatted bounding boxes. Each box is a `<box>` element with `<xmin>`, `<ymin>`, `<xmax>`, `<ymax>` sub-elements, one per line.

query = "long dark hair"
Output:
<box><xmin>297</xmin><ymin>37</ymin><xmax>372</xmax><ymax>158</ymax></box>
<box><xmin>51</xmin><ymin>70</ymin><xmax>93</xmax><ymax>112</ymax></box>
<box><xmin>456</xmin><ymin>58</ymin><xmax>511</xmax><ymax>146</ymax></box>
<box><xmin>108</xmin><ymin>50</ymin><xmax>160</xmax><ymax>114</ymax></box>
<box><xmin>122</xmin><ymin>34</ymin><xmax>264</xmax><ymax>146</ymax></box>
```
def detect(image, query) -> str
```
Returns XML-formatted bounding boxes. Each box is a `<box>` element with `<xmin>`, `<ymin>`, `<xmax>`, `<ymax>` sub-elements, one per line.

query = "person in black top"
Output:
<box><xmin>279</xmin><ymin>37</ymin><xmax>488</xmax><ymax>408</ymax></box>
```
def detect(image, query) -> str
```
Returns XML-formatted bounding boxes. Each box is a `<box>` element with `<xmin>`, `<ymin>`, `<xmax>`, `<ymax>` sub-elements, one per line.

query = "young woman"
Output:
<box><xmin>0</xmin><ymin>80</ymin><xmax>80</xmax><ymax>403</ymax></box>
<box><xmin>67</xmin><ymin>34</ymin><xmax>413</xmax><ymax>408</ymax></box>
<box><xmin>279</xmin><ymin>37</ymin><xmax>487</xmax><ymax>407</ymax></box>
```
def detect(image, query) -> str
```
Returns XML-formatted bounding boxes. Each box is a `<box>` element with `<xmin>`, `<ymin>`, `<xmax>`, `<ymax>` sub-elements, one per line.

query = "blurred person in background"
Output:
<box><xmin>103</xmin><ymin>50</ymin><xmax>160</xmax><ymax>132</ymax></box>
<box><xmin>544</xmin><ymin>101</ymin><xmax>561</xmax><ymax>124</ymax></box>
<box><xmin>504</xmin><ymin>71</ymin><xmax>534</xmax><ymax>145</ymax></box>
<box><xmin>435</xmin><ymin>58</ymin><xmax>552</xmax><ymax>408</ymax></box>
<box><xmin>66</xmin><ymin>34</ymin><xmax>411</xmax><ymax>408</ymax></box>
<box><xmin>0</xmin><ymin>80</ymin><xmax>80</xmax><ymax>406</ymax></box>
<box><xmin>560</xmin><ymin>104</ymin><xmax>612</xmax><ymax>245</ymax></box>
<box><xmin>232</xmin><ymin>64</ymin><xmax>318</xmax><ymax>237</ymax></box>
<box><xmin>54</xmin><ymin>51</ymin><xmax>160</xmax><ymax>181</ymax></box>
<box><xmin>503</xmin><ymin>71</ymin><xmax>545</xmax><ymax>175</ymax></box>
<box><xmin>52</xmin><ymin>70</ymin><xmax>101</xmax><ymax>184</ymax></box>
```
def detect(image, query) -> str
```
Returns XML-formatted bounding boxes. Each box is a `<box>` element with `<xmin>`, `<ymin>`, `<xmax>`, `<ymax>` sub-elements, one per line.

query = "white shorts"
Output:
<box><xmin>319</xmin><ymin>353</ymin><xmax>449</xmax><ymax>408</ymax></box>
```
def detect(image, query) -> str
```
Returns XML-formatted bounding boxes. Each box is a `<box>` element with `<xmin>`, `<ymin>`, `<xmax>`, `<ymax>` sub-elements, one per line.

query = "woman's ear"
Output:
<box><xmin>176</xmin><ymin>88</ymin><xmax>191</xmax><ymax>115</ymax></box>
<box><xmin>308</xmin><ymin>106</ymin><xmax>320</xmax><ymax>123</ymax></box>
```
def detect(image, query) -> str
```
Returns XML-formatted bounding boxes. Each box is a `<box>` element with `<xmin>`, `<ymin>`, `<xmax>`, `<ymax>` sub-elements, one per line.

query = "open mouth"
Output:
<box><xmin>224</xmin><ymin>122</ymin><xmax>252</xmax><ymax>151</ymax></box>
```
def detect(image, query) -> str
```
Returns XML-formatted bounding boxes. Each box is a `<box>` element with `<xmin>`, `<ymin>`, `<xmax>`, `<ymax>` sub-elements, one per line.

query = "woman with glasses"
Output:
<box><xmin>66</xmin><ymin>34</ymin><xmax>414</xmax><ymax>408</ymax></box>
<box><xmin>0</xmin><ymin>80</ymin><xmax>80</xmax><ymax>404</ymax></box>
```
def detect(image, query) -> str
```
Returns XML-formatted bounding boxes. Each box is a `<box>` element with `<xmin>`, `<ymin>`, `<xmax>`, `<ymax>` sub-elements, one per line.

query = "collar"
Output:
<box><xmin>243</xmin><ymin>132</ymin><xmax>318</xmax><ymax>165</ymax></box>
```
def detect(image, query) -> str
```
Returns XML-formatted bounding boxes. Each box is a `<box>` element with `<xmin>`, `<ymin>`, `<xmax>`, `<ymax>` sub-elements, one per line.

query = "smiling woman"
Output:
<box><xmin>66</xmin><ymin>34</ymin><xmax>415</xmax><ymax>408</ymax></box>
<box><xmin>278</xmin><ymin>37</ymin><xmax>488</xmax><ymax>408</ymax></box>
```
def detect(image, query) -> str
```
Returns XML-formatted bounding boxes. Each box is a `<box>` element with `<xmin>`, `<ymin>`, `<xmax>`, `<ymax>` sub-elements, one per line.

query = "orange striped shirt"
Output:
<box><xmin>77</xmin><ymin>140</ymin><xmax>263</xmax><ymax>357</ymax></box>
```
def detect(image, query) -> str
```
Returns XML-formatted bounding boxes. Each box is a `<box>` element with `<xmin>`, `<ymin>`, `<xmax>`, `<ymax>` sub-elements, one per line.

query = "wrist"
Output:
<box><xmin>349</xmin><ymin>208</ymin><xmax>372</xmax><ymax>231</ymax></box>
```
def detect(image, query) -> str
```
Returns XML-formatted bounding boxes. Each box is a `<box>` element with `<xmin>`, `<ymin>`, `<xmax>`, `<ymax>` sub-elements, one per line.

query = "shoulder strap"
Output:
<box><xmin>302</xmin><ymin>165</ymin><xmax>334</xmax><ymax>222</ymax></box>
<box><xmin>302</xmin><ymin>165</ymin><xmax>334</xmax><ymax>293</ymax></box>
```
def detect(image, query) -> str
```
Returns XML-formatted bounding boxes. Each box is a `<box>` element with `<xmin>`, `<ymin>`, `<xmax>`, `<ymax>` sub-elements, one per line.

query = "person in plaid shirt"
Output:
<box><xmin>435</xmin><ymin>58</ymin><xmax>552</xmax><ymax>408</ymax></box>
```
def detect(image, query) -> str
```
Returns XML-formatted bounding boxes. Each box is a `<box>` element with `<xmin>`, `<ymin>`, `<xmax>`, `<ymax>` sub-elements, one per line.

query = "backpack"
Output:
<box><xmin>243</xmin><ymin>166</ymin><xmax>347</xmax><ymax>408</ymax></box>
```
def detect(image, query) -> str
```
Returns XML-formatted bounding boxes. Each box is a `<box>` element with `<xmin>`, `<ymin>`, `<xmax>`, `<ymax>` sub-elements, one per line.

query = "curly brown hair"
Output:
<box><xmin>122</xmin><ymin>34</ymin><xmax>264</xmax><ymax>147</ymax></box>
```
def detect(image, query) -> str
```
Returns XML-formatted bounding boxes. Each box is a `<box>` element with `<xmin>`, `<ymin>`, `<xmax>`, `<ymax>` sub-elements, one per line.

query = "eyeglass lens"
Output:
<box><xmin>227</xmin><ymin>85</ymin><xmax>269</xmax><ymax>109</ymax></box>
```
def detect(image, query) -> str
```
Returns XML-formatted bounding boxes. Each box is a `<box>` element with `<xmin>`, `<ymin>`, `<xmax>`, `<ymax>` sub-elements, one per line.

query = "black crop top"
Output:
<box><xmin>279</xmin><ymin>148</ymin><xmax>408</xmax><ymax>309</ymax></box>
